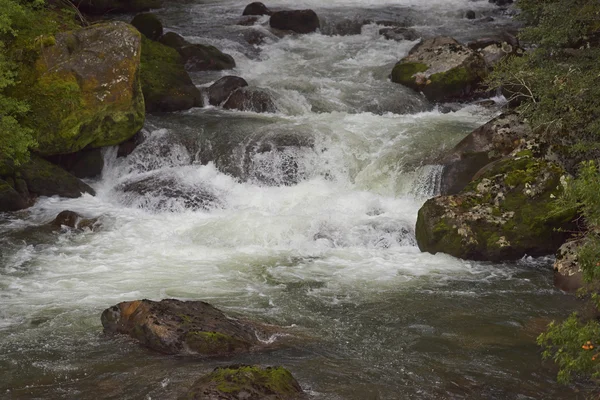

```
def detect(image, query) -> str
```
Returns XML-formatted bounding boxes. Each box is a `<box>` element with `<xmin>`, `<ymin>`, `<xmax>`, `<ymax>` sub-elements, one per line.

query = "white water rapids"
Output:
<box><xmin>0</xmin><ymin>0</ymin><xmax>583</xmax><ymax>399</ymax></box>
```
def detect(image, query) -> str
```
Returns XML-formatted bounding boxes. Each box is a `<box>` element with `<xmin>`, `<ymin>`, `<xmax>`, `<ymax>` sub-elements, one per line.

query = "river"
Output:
<box><xmin>0</xmin><ymin>0</ymin><xmax>582</xmax><ymax>398</ymax></box>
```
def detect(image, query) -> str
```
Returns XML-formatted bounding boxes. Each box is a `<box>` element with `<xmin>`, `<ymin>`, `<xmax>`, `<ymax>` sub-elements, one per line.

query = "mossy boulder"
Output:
<box><xmin>208</xmin><ymin>76</ymin><xmax>249</xmax><ymax>106</ymax></box>
<box><xmin>0</xmin><ymin>180</ymin><xmax>28</xmax><ymax>212</ymax></box>
<box><xmin>157</xmin><ymin>32</ymin><xmax>235</xmax><ymax>72</ymax></box>
<box><xmin>101</xmin><ymin>299</ymin><xmax>277</xmax><ymax>356</ymax></box>
<box><xmin>10</xmin><ymin>22</ymin><xmax>145</xmax><ymax>156</ymax></box>
<box><xmin>140</xmin><ymin>36</ymin><xmax>202</xmax><ymax>112</ymax></box>
<box><xmin>391</xmin><ymin>36</ymin><xmax>487</xmax><ymax>102</ymax></box>
<box><xmin>76</xmin><ymin>0</ymin><xmax>162</xmax><ymax>15</ymax></box>
<box><xmin>181</xmin><ymin>365</ymin><xmax>306</xmax><ymax>400</ymax></box>
<box><xmin>415</xmin><ymin>152</ymin><xmax>577</xmax><ymax>261</ymax></box>
<box><xmin>131</xmin><ymin>13</ymin><xmax>163</xmax><ymax>41</ymax></box>
<box><xmin>19</xmin><ymin>155</ymin><xmax>95</xmax><ymax>198</ymax></box>
<box><xmin>223</xmin><ymin>87</ymin><xmax>276</xmax><ymax>113</ymax></box>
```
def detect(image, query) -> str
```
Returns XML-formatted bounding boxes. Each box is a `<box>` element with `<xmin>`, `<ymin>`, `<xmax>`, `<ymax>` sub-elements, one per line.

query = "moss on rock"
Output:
<box><xmin>181</xmin><ymin>365</ymin><xmax>306</xmax><ymax>400</ymax></box>
<box><xmin>415</xmin><ymin>152</ymin><xmax>577</xmax><ymax>261</ymax></box>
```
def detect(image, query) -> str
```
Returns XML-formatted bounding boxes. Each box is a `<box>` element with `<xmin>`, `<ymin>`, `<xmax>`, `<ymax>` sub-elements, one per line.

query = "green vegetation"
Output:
<box><xmin>489</xmin><ymin>0</ymin><xmax>600</xmax><ymax>387</ymax></box>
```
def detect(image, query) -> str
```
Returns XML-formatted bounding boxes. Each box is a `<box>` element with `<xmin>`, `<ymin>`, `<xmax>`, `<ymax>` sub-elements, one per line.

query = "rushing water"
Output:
<box><xmin>0</xmin><ymin>0</ymin><xmax>583</xmax><ymax>399</ymax></box>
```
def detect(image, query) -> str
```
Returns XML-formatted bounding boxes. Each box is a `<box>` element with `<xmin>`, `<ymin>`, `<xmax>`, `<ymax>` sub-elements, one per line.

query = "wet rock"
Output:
<box><xmin>554</xmin><ymin>240</ymin><xmax>584</xmax><ymax>292</ymax></box>
<box><xmin>116</xmin><ymin>174</ymin><xmax>219</xmax><ymax>211</ymax></box>
<box><xmin>10</xmin><ymin>22</ymin><xmax>145</xmax><ymax>156</ymax></box>
<box><xmin>50</xmin><ymin>210</ymin><xmax>99</xmax><ymax>230</ymax></box>
<box><xmin>75</xmin><ymin>0</ymin><xmax>162</xmax><ymax>15</ymax></box>
<box><xmin>208</xmin><ymin>76</ymin><xmax>249</xmax><ymax>106</ymax></box>
<box><xmin>131</xmin><ymin>13</ymin><xmax>163</xmax><ymax>41</ymax></box>
<box><xmin>157</xmin><ymin>32</ymin><xmax>235</xmax><ymax>72</ymax></box>
<box><xmin>242</xmin><ymin>2</ymin><xmax>272</xmax><ymax>16</ymax></box>
<box><xmin>0</xmin><ymin>180</ymin><xmax>27</xmax><ymax>212</ymax></box>
<box><xmin>466</xmin><ymin>10</ymin><xmax>476</xmax><ymax>19</ymax></box>
<box><xmin>46</xmin><ymin>148</ymin><xmax>104</xmax><ymax>179</ymax></box>
<box><xmin>117</xmin><ymin>131</ymin><xmax>146</xmax><ymax>158</ymax></box>
<box><xmin>415</xmin><ymin>152</ymin><xmax>577</xmax><ymax>261</ymax></box>
<box><xmin>181</xmin><ymin>365</ymin><xmax>306</xmax><ymax>400</ymax></box>
<box><xmin>391</xmin><ymin>36</ymin><xmax>487</xmax><ymax>102</ymax></box>
<box><xmin>20</xmin><ymin>155</ymin><xmax>95</xmax><ymax>198</ymax></box>
<box><xmin>380</xmin><ymin>27</ymin><xmax>419</xmax><ymax>41</ymax></box>
<box><xmin>270</xmin><ymin>10</ymin><xmax>320</xmax><ymax>34</ymax></box>
<box><xmin>140</xmin><ymin>37</ymin><xmax>202</xmax><ymax>112</ymax></box>
<box><xmin>437</xmin><ymin>113</ymin><xmax>531</xmax><ymax>195</ymax></box>
<box><xmin>223</xmin><ymin>87</ymin><xmax>276</xmax><ymax>113</ymax></box>
<box><xmin>158</xmin><ymin>32</ymin><xmax>188</xmax><ymax>49</ymax></box>
<box><xmin>101</xmin><ymin>299</ymin><xmax>273</xmax><ymax>356</ymax></box>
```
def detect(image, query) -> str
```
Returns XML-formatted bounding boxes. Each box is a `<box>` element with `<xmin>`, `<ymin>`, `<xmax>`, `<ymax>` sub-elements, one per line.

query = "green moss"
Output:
<box><xmin>391</xmin><ymin>62</ymin><xmax>428</xmax><ymax>86</ymax></box>
<box><xmin>207</xmin><ymin>365</ymin><xmax>300</xmax><ymax>395</ymax></box>
<box><xmin>184</xmin><ymin>331</ymin><xmax>249</xmax><ymax>355</ymax></box>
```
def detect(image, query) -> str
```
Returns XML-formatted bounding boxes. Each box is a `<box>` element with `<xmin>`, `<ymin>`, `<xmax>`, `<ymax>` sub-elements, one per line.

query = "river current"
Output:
<box><xmin>0</xmin><ymin>0</ymin><xmax>582</xmax><ymax>398</ymax></box>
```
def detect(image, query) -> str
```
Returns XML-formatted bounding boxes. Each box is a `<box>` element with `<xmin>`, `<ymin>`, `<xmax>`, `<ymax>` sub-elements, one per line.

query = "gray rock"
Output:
<box><xmin>208</xmin><ymin>76</ymin><xmax>249</xmax><ymax>106</ymax></box>
<box><xmin>270</xmin><ymin>10</ymin><xmax>320</xmax><ymax>34</ymax></box>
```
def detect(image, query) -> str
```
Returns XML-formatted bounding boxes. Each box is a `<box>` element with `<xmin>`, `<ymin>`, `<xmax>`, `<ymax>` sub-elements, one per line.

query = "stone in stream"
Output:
<box><xmin>181</xmin><ymin>365</ymin><xmax>307</xmax><ymax>400</ymax></box>
<box><xmin>222</xmin><ymin>87</ymin><xmax>276</xmax><ymax>113</ymax></box>
<box><xmin>436</xmin><ymin>113</ymin><xmax>531</xmax><ymax>195</ymax></box>
<box><xmin>101</xmin><ymin>299</ymin><xmax>277</xmax><ymax>356</ymax></box>
<box><xmin>50</xmin><ymin>210</ymin><xmax>100</xmax><ymax>231</ymax></box>
<box><xmin>391</xmin><ymin>36</ymin><xmax>488</xmax><ymax>102</ymax></box>
<box><xmin>157</xmin><ymin>32</ymin><xmax>236</xmax><ymax>72</ymax></box>
<box><xmin>243</xmin><ymin>2</ymin><xmax>272</xmax><ymax>16</ymax></box>
<box><xmin>8</xmin><ymin>22</ymin><xmax>145</xmax><ymax>156</ymax></box>
<box><xmin>140</xmin><ymin>36</ymin><xmax>203</xmax><ymax>112</ymax></box>
<box><xmin>269</xmin><ymin>10</ymin><xmax>320</xmax><ymax>34</ymax></box>
<box><xmin>131</xmin><ymin>13</ymin><xmax>163</xmax><ymax>41</ymax></box>
<box><xmin>208</xmin><ymin>76</ymin><xmax>249</xmax><ymax>106</ymax></box>
<box><xmin>415</xmin><ymin>151</ymin><xmax>577</xmax><ymax>261</ymax></box>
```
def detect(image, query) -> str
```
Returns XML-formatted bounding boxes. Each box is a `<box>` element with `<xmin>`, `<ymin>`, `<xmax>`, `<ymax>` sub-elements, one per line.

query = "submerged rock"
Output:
<box><xmin>270</xmin><ymin>10</ymin><xmax>320</xmax><ymax>34</ymax></box>
<box><xmin>140</xmin><ymin>37</ymin><xmax>202</xmax><ymax>112</ymax></box>
<box><xmin>415</xmin><ymin>152</ymin><xmax>576</xmax><ymax>261</ymax></box>
<box><xmin>10</xmin><ymin>22</ymin><xmax>145</xmax><ymax>156</ymax></box>
<box><xmin>391</xmin><ymin>36</ymin><xmax>487</xmax><ymax>102</ymax></box>
<box><xmin>101</xmin><ymin>299</ymin><xmax>273</xmax><ymax>356</ymax></box>
<box><xmin>50</xmin><ymin>210</ymin><xmax>99</xmax><ymax>230</ymax></box>
<box><xmin>438</xmin><ymin>113</ymin><xmax>531</xmax><ymax>195</ymax></box>
<box><xmin>223</xmin><ymin>87</ymin><xmax>276</xmax><ymax>113</ymax></box>
<box><xmin>554</xmin><ymin>240</ymin><xmax>584</xmax><ymax>292</ymax></box>
<box><xmin>131</xmin><ymin>13</ymin><xmax>163</xmax><ymax>41</ymax></box>
<box><xmin>181</xmin><ymin>365</ymin><xmax>306</xmax><ymax>400</ymax></box>
<box><xmin>243</xmin><ymin>2</ymin><xmax>272</xmax><ymax>16</ymax></box>
<box><xmin>208</xmin><ymin>76</ymin><xmax>249</xmax><ymax>106</ymax></box>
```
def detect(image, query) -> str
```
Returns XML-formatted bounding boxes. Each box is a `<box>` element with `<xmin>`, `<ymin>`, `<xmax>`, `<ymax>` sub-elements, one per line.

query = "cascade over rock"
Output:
<box><xmin>223</xmin><ymin>87</ymin><xmax>276</xmax><ymax>113</ymax></box>
<box><xmin>157</xmin><ymin>32</ymin><xmax>235</xmax><ymax>72</ymax></box>
<box><xmin>391</xmin><ymin>36</ymin><xmax>487</xmax><ymax>102</ymax></box>
<box><xmin>181</xmin><ymin>365</ymin><xmax>306</xmax><ymax>400</ymax></box>
<box><xmin>140</xmin><ymin>37</ymin><xmax>202</xmax><ymax>112</ymax></box>
<box><xmin>416</xmin><ymin>152</ymin><xmax>577</xmax><ymax>261</ymax></box>
<box><xmin>101</xmin><ymin>299</ymin><xmax>277</xmax><ymax>356</ymax></box>
<box><xmin>10</xmin><ymin>22</ymin><xmax>145</xmax><ymax>156</ymax></box>
<box><xmin>270</xmin><ymin>10</ymin><xmax>320</xmax><ymax>34</ymax></box>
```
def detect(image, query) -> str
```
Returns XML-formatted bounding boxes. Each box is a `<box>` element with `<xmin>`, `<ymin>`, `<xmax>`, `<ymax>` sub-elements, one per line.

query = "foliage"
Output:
<box><xmin>537</xmin><ymin>314</ymin><xmax>600</xmax><ymax>384</ymax></box>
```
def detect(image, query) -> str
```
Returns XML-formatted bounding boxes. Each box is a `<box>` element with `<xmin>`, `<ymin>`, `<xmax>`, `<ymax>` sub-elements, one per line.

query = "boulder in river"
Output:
<box><xmin>269</xmin><ymin>10</ymin><xmax>320</xmax><ymax>34</ymax></box>
<box><xmin>415</xmin><ymin>152</ymin><xmax>577</xmax><ymax>261</ymax></box>
<box><xmin>50</xmin><ymin>210</ymin><xmax>99</xmax><ymax>230</ymax></box>
<box><xmin>208</xmin><ymin>76</ymin><xmax>249</xmax><ymax>106</ymax></box>
<box><xmin>242</xmin><ymin>2</ymin><xmax>272</xmax><ymax>16</ymax></box>
<box><xmin>223</xmin><ymin>87</ymin><xmax>276</xmax><ymax>113</ymax></box>
<box><xmin>181</xmin><ymin>365</ymin><xmax>306</xmax><ymax>400</ymax></box>
<box><xmin>437</xmin><ymin>113</ymin><xmax>531</xmax><ymax>195</ymax></box>
<box><xmin>157</xmin><ymin>32</ymin><xmax>236</xmax><ymax>72</ymax></box>
<box><xmin>0</xmin><ymin>180</ymin><xmax>28</xmax><ymax>212</ymax></box>
<box><xmin>131</xmin><ymin>13</ymin><xmax>164</xmax><ymax>41</ymax></box>
<box><xmin>391</xmin><ymin>36</ymin><xmax>487</xmax><ymax>102</ymax></box>
<box><xmin>140</xmin><ymin>37</ymin><xmax>202</xmax><ymax>112</ymax></box>
<box><xmin>9</xmin><ymin>22</ymin><xmax>145</xmax><ymax>156</ymax></box>
<box><xmin>380</xmin><ymin>27</ymin><xmax>420</xmax><ymax>41</ymax></box>
<box><xmin>101</xmin><ymin>299</ymin><xmax>274</xmax><ymax>356</ymax></box>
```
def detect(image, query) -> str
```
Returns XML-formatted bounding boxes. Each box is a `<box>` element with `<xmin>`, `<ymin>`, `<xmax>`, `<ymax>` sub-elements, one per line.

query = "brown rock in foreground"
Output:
<box><xmin>101</xmin><ymin>299</ymin><xmax>275</xmax><ymax>356</ymax></box>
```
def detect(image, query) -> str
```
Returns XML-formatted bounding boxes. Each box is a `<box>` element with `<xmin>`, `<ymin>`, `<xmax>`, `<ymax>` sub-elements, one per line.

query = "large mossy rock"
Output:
<box><xmin>20</xmin><ymin>155</ymin><xmax>96</xmax><ymax>198</ymax></box>
<box><xmin>11</xmin><ymin>22</ymin><xmax>145</xmax><ymax>156</ymax></box>
<box><xmin>140</xmin><ymin>37</ymin><xmax>202</xmax><ymax>112</ymax></box>
<box><xmin>438</xmin><ymin>113</ymin><xmax>531</xmax><ymax>195</ymax></box>
<box><xmin>101</xmin><ymin>299</ymin><xmax>273</xmax><ymax>356</ymax></box>
<box><xmin>270</xmin><ymin>10</ymin><xmax>320</xmax><ymax>34</ymax></box>
<box><xmin>181</xmin><ymin>365</ymin><xmax>306</xmax><ymax>400</ymax></box>
<box><xmin>391</xmin><ymin>37</ymin><xmax>487</xmax><ymax>102</ymax></box>
<box><xmin>76</xmin><ymin>0</ymin><xmax>162</xmax><ymax>15</ymax></box>
<box><xmin>415</xmin><ymin>152</ymin><xmax>576</xmax><ymax>261</ymax></box>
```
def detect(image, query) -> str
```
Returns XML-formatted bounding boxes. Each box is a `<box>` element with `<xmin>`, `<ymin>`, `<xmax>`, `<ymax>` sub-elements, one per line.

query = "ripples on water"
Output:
<box><xmin>0</xmin><ymin>0</ymin><xmax>582</xmax><ymax>398</ymax></box>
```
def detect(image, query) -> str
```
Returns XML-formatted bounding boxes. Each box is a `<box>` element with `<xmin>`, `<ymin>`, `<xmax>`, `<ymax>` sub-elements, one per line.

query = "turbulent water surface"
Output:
<box><xmin>0</xmin><ymin>0</ymin><xmax>582</xmax><ymax>399</ymax></box>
